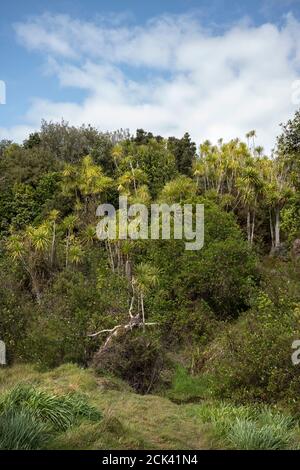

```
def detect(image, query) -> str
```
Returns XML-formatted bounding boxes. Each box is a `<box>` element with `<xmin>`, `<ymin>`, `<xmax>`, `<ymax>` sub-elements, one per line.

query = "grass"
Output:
<box><xmin>0</xmin><ymin>410</ymin><xmax>50</xmax><ymax>450</ymax></box>
<box><xmin>0</xmin><ymin>384</ymin><xmax>101</xmax><ymax>431</ymax></box>
<box><xmin>227</xmin><ymin>418</ymin><xmax>292</xmax><ymax>450</ymax></box>
<box><xmin>0</xmin><ymin>378</ymin><xmax>102</xmax><ymax>449</ymax></box>
<box><xmin>0</xmin><ymin>363</ymin><xmax>299</xmax><ymax>450</ymax></box>
<box><xmin>186</xmin><ymin>401</ymin><xmax>299</xmax><ymax>450</ymax></box>
<box><xmin>0</xmin><ymin>364</ymin><xmax>210</xmax><ymax>450</ymax></box>
<box><xmin>166</xmin><ymin>366</ymin><xmax>215</xmax><ymax>403</ymax></box>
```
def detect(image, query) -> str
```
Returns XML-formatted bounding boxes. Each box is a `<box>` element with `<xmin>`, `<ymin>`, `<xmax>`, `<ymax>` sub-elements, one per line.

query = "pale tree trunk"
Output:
<box><xmin>21</xmin><ymin>257</ymin><xmax>42</xmax><ymax>304</ymax></box>
<box><xmin>250</xmin><ymin>212</ymin><xmax>255</xmax><ymax>245</ymax></box>
<box><xmin>275</xmin><ymin>207</ymin><xmax>280</xmax><ymax>248</ymax></box>
<box><xmin>247</xmin><ymin>210</ymin><xmax>251</xmax><ymax>244</ymax></box>
<box><xmin>89</xmin><ymin>294</ymin><xmax>156</xmax><ymax>353</ymax></box>
<box><xmin>269</xmin><ymin>210</ymin><xmax>275</xmax><ymax>248</ymax></box>
<box><xmin>31</xmin><ymin>276</ymin><xmax>42</xmax><ymax>304</ymax></box>
<box><xmin>141</xmin><ymin>293</ymin><xmax>145</xmax><ymax>332</ymax></box>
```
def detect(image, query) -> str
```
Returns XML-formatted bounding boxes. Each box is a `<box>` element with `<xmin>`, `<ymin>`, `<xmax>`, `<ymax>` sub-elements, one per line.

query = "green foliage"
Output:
<box><xmin>0</xmin><ymin>384</ymin><xmax>101</xmax><ymax>431</ymax></box>
<box><xmin>168</xmin><ymin>133</ymin><xmax>196</xmax><ymax>175</ymax></box>
<box><xmin>0</xmin><ymin>410</ymin><xmax>50</xmax><ymax>450</ymax></box>
<box><xmin>2</xmin><ymin>120</ymin><xmax>300</xmax><ymax>451</ymax></box>
<box><xmin>200</xmin><ymin>286</ymin><xmax>300</xmax><ymax>403</ymax></box>
<box><xmin>227</xmin><ymin>418</ymin><xmax>293</xmax><ymax>450</ymax></box>
<box><xmin>190</xmin><ymin>401</ymin><xmax>298</xmax><ymax>449</ymax></box>
<box><xmin>167</xmin><ymin>366</ymin><xmax>211</xmax><ymax>402</ymax></box>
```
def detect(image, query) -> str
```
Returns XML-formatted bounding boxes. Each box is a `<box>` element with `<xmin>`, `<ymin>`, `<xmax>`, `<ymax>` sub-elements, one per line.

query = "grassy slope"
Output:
<box><xmin>0</xmin><ymin>364</ymin><xmax>212</xmax><ymax>450</ymax></box>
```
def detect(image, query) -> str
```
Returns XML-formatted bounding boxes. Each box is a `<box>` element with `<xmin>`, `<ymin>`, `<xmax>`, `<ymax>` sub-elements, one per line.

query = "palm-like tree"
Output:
<box><xmin>117</xmin><ymin>167</ymin><xmax>147</xmax><ymax>197</ymax></box>
<box><xmin>68</xmin><ymin>243</ymin><xmax>84</xmax><ymax>265</ymax></box>
<box><xmin>111</xmin><ymin>143</ymin><xmax>123</xmax><ymax>169</ymax></box>
<box><xmin>246</xmin><ymin>130</ymin><xmax>256</xmax><ymax>153</ymax></box>
<box><xmin>63</xmin><ymin>215</ymin><xmax>78</xmax><ymax>268</ymax></box>
<box><xmin>48</xmin><ymin>209</ymin><xmax>60</xmax><ymax>266</ymax></box>
<box><xmin>6</xmin><ymin>224</ymin><xmax>52</xmax><ymax>302</ymax></box>
<box><xmin>236</xmin><ymin>165</ymin><xmax>264</xmax><ymax>244</ymax></box>
<box><xmin>133</xmin><ymin>263</ymin><xmax>159</xmax><ymax>329</ymax></box>
<box><xmin>264</xmin><ymin>160</ymin><xmax>293</xmax><ymax>249</ymax></box>
<box><xmin>159</xmin><ymin>175</ymin><xmax>196</xmax><ymax>203</ymax></box>
<box><xmin>61</xmin><ymin>155</ymin><xmax>112</xmax><ymax>216</ymax></box>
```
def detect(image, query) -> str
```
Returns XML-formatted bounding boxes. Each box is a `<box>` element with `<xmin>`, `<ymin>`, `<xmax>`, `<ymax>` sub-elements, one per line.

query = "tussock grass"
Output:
<box><xmin>227</xmin><ymin>418</ymin><xmax>292</xmax><ymax>450</ymax></box>
<box><xmin>0</xmin><ymin>384</ymin><xmax>101</xmax><ymax>431</ymax></box>
<box><xmin>0</xmin><ymin>410</ymin><xmax>50</xmax><ymax>450</ymax></box>
<box><xmin>0</xmin><ymin>380</ymin><xmax>102</xmax><ymax>449</ymax></box>
<box><xmin>188</xmin><ymin>401</ymin><xmax>299</xmax><ymax>449</ymax></box>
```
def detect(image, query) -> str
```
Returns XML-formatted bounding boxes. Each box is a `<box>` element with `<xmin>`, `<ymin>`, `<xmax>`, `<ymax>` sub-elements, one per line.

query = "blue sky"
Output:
<box><xmin>1</xmin><ymin>0</ymin><xmax>300</xmax><ymax>150</ymax></box>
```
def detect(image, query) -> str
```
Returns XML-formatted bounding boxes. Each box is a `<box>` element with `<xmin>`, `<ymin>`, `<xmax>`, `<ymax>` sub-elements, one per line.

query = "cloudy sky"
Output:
<box><xmin>1</xmin><ymin>0</ymin><xmax>300</xmax><ymax>152</ymax></box>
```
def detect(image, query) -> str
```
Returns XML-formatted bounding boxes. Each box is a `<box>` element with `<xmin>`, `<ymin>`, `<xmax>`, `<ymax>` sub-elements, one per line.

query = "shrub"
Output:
<box><xmin>200</xmin><ymin>288</ymin><xmax>300</xmax><ymax>403</ymax></box>
<box><xmin>93</xmin><ymin>330</ymin><xmax>166</xmax><ymax>394</ymax></box>
<box><xmin>22</xmin><ymin>266</ymin><xmax>129</xmax><ymax>368</ymax></box>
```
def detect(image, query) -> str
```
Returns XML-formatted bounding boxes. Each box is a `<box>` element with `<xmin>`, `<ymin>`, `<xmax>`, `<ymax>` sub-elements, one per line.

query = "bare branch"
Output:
<box><xmin>87</xmin><ymin>325</ymin><xmax>121</xmax><ymax>338</ymax></box>
<box><xmin>128</xmin><ymin>295</ymin><xmax>135</xmax><ymax>318</ymax></box>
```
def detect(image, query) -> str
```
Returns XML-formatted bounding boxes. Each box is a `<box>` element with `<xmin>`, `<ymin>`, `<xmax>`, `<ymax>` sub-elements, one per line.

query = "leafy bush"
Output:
<box><xmin>200</xmin><ymin>287</ymin><xmax>300</xmax><ymax>403</ymax></box>
<box><xmin>22</xmin><ymin>265</ymin><xmax>129</xmax><ymax>368</ymax></box>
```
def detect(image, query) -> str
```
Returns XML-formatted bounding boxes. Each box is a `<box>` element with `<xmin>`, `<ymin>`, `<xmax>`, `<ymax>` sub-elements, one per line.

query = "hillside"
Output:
<box><xmin>1</xmin><ymin>363</ymin><xmax>300</xmax><ymax>450</ymax></box>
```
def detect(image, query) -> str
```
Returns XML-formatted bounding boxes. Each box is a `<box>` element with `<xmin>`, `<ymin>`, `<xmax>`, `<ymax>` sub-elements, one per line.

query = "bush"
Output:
<box><xmin>200</xmin><ymin>287</ymin><xmax>300</xmax><ymax>403</ymax></box>
<box><xmin>22</xmin><ymin>265</ymin><xmax>129</xmax><ymax>368</ymax></box>
<box><xmin>93</xmin><ymin>330</ymin><xmax>166</xmax><ymax>394</ymax></box>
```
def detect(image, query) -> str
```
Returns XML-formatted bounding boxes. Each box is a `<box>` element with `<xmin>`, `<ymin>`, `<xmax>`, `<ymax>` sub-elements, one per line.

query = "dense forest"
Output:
<box><xmin>2</xmin><ymin>112</ymin><xmax>300</xmax><ymax>449</ymax></box>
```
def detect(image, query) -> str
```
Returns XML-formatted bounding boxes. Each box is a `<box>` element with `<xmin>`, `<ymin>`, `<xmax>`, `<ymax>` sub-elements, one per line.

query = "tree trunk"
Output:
<box><xmin>275</xmin><ymin>207</ymin><xmax>280</xmax><ymax>248</ymax></box>
<box><xmin>247</xmin><ymin>210</ymin><xmax>251</xmax><ymax>244</ymax></box>
<box><xmin>250</xmin><ymin>212</ymin><xmax>255</xmax><ymax>245</ymax></box>
<box><xmin>141</xmin><ymin>293</ymin><xmax>145</xmax><ymax>332</ymax></box>
<box><xmin>269</xmin><ymin>210</ymin><xmax>275</xmax><ymax>248</ymax></box>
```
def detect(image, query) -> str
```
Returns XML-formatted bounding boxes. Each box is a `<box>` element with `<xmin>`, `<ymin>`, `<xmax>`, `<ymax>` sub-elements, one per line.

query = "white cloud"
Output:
<box><xmin>3</xmin><ymin>12</ymin><xmax>300</xmax><ymax>151</ymax></box>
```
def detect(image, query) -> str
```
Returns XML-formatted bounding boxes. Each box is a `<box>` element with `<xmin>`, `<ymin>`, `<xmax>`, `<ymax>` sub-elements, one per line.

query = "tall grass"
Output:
<box><xmin>0</xmin><ymin>411</ymin><xmax>50</xmax><ymax>450</ymax></box>
<box><xmin>191</xmin><ymin>401</ymin><xmax>299</xmax><ymax>450</ymax></box>
<box><xmin>227</xmin><ymin>418</ymin><xmax>292</xmax><ymax>450</ymax></box>
<box><xmin>0</xmin><ymin>384</ymin><xmax>101</xmax><ymax>430</ymax></box>
<box><xmin>0</xmin><ymin>384</ymin><xmax>102</xmax><ymax>449</ymax></box>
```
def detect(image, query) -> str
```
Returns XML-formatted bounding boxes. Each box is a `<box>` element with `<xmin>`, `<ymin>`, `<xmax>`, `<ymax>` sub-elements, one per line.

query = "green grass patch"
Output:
<box><xmin>187</xmin><ymin>401</ymin><xmax>299</xmax><ymax>449</ymax></box>
<box><xmin>166</xmin><ymin>366</ymin><xmax>215</xmax><ymax>403</ymax></box>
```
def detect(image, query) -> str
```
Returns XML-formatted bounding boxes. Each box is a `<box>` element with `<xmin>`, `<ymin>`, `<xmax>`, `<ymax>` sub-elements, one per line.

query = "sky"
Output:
<box><xmin>1</xmin><ymin>0</ymin><xmax>300</xmax><ymax>152</ymax></box>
